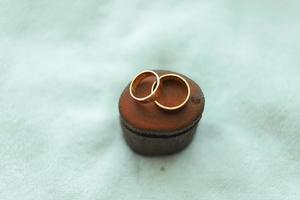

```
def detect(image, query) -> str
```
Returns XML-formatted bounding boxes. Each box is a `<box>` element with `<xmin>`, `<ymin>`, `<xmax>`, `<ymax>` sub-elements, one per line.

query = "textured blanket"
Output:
<box><xmin>1</xmin><ymin>0</ymin><xmax>299</xmax><ymax>199</ymax></box>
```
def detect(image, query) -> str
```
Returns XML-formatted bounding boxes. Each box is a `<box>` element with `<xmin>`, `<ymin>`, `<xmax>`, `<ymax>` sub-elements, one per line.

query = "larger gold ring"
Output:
<box><xmin>151</xmin><ymin>73</ymin><xmax>190</xmax><ymax>111</ymax></box>
<box><xmin>130</xmin><ymin>70</ymin><xmax>160</xmax><ymax>103</ymax></box>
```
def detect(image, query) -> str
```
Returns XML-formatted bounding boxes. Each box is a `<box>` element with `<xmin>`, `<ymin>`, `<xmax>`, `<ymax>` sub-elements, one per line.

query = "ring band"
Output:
<box><xmin>151</xmin><ymin>74</ymin><xmax>190</xmax><ymax>111</ymax></box>
<box><xmin>130</xmin><ymin>70</ymin><xmax>160</xmax><ymax>103</ymax></box>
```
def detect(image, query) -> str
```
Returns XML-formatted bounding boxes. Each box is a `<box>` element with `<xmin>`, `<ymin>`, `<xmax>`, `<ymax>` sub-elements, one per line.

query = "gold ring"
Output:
<box><xmin>151</xmin><ymin>73</ymin><xmax>190</xmax><ymax>111</ymax></box>
<box><xmin>130</xmin><ymin>70</ymin><xmax>160</xmax><ymax>103</ymax></box>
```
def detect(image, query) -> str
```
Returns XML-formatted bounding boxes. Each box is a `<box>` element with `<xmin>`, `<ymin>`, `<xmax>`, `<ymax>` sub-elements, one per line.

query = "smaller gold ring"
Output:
<box><xmin>151</xmin><ymin>73</ymin><xmax>190</xmax><ymax>111</ymax></box>
<box><xmin>130</xmin><ymin>70</ymin><xmax>160</xmax><ymax>103</ymax></box>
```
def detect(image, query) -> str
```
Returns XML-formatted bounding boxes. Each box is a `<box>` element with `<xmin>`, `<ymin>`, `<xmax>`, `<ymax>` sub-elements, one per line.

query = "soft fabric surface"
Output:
<box><xmin>1</xmin><ymin>0</ymin><xmax>300</xmax><ymax>199</ymax></box>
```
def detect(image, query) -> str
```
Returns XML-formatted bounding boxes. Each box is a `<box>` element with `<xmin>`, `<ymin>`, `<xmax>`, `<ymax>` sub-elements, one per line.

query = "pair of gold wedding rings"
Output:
<box><xmin>129</xmin><ymin>70</ymin><xmax>191</xmax><ymax>111</ymax></box>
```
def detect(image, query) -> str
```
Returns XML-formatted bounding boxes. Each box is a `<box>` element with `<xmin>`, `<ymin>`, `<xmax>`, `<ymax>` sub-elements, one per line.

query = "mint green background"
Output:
<box><xmin>0</xmin><ymin>0</ymin><xmax>300</xmax><ymax>199</ymax></box>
